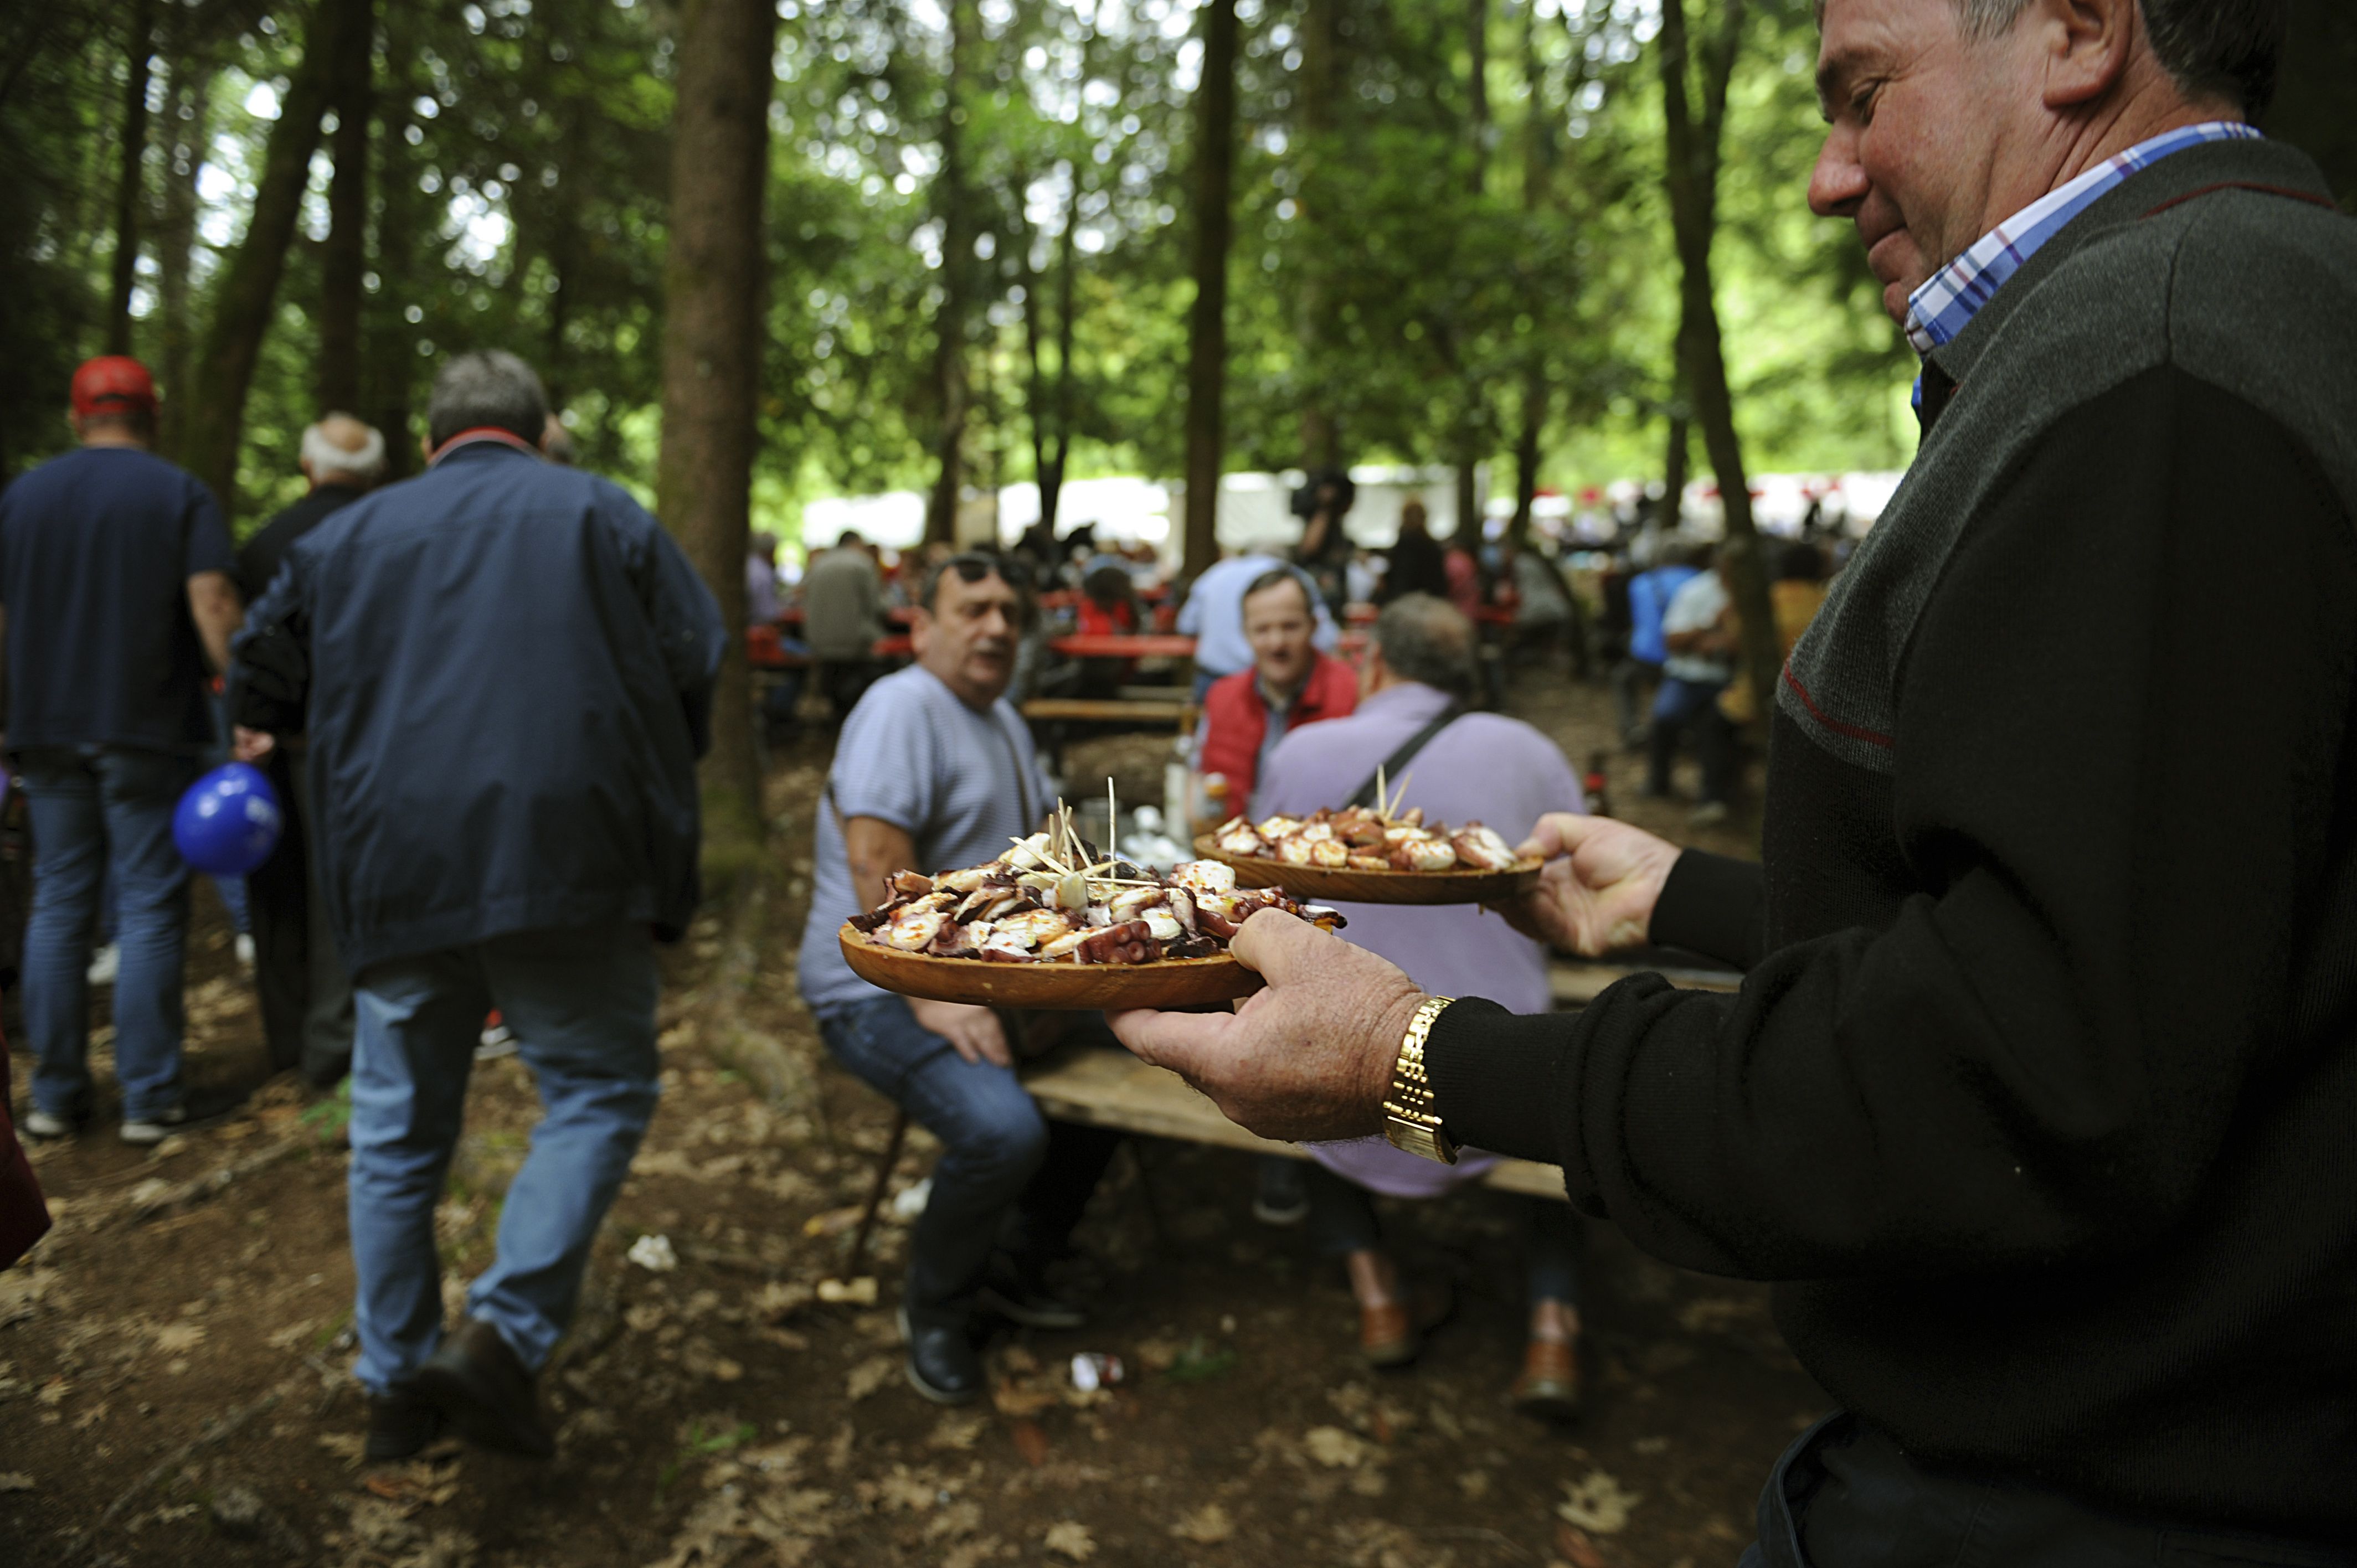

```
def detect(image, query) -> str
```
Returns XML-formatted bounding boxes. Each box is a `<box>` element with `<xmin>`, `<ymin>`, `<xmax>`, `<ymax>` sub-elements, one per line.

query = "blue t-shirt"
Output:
<box><xmin>1625</xmin><ymin>564</ymin><xmax>1699</xmax><ymax>668</ymax></box>
<box><xmin>795</xmin><ymin>666</ymin><xmax>1056</xmax><ymax>1014</ymax></box>
<box><xmin>0</xmin><ymin>446</ymin><xmax>235</xmax><ymax>753</ymax></box>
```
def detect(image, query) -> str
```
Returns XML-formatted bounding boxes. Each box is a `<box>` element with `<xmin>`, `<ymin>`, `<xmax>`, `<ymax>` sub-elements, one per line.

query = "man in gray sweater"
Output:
<box><xmin>1111</xmin><ymin>0</ymin><xmax>2357</xmax><ymax>1561</ymax></box>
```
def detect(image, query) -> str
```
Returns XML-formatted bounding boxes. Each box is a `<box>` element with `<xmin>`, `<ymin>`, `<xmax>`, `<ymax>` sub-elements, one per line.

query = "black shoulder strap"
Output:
<box><xmin>1345</xmin><ymin>701</ymin><xmax>1465</xmax><ymax>811</ymax></box>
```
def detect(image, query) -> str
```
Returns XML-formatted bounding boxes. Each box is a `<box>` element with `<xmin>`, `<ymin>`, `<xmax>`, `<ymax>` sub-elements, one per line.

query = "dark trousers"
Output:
<box><xmin>1301</xmin><ymin>1160</ymin><xmax>1583</xmax><ymax>1307</ymax></box>
<box><xmin>246</xmin><ymin>746</ymin><xmax>354</xmax><ymax>1087</ymax></box>
<box><xmin>1646</xmin><ymin>675</ymin><xmax>1726</xmax><ymax>796</ymax></box>
<box><xmin>1742</xmin><ymin>1416</ymin><xmax>2357</xmax><ymax>1568</ymax></box>
<box><xmin>817</xmin><ymin>996</ymin><xmax>1121</xmax><ymax>1329</ymax></box>
<box><xmin>1691</xmin><ymin>703</ymin><xmax>1741</xmax><ymax>806</ymax></box>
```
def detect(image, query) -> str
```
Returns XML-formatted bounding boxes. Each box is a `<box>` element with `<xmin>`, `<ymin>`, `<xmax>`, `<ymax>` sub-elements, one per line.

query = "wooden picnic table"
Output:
<box><xmin>1020</xmin><ymin>697</ymin><xmax>1197</xmax><ymax>726</ymax></box>
<box><xmin>1048</xmin><ymin>633</ymin><xmax>1197</xmax><ymax>660</ymax></box>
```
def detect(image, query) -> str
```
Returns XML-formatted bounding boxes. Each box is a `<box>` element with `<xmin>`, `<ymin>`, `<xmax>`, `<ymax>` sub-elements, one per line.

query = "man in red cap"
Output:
<box><xmin>0</xmin><ymin>357</ymin><xmax>244</xmax><ymax>1144</ymax></box>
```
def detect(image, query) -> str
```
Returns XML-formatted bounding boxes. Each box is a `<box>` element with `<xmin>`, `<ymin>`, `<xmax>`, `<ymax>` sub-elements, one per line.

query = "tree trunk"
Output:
<box><xmin>154</xmin><ymin>57</ymin><xmax>210</xmax><ymax>459</ymax></box>
<box><xmin>923</xmin><ymin>0</ymin><xmax>976</xmax><ymax>546</ymax></box>
<box><xmin>316</xmin><ymin>0</ymin><xmax>374</xmax><ymax>414</ymax></box>
<box><xmin>364</xmin><ymin>31</ymin><xmax>423</xmax><ymax>479</ymax></box>
<box><xmin>1660</xmin><ymin>412</ymin><xmax>1691</xmax><ymax>530</ymax></box>
<box><xmin>656</xmin><ymin>0</ymin><xmax>776</xmax><ymax>881</ymax></box>
<box><xmin>1509</xmin><ymin>373</ymin><xmax>1542</xmax><ymax>544</ymax></box>
<box><xmin>178</xmin><ymin>0</ymin><xmax>360</xmax><ymax>523</ymax></box>
<box><xmin>1181</xmin><ymin>0</ymin><xmax>1238</xmax><ymax>579</ymax></box>
<box><xmin>1295</xmin><ymin>0</ymin><xmax>1341</xmax><ymax>471</ymax></box>
<box><xmin>1450</xmin><ymin>0</ymin><xmax>1489</xmax><ymax>546</ymax></box>
<box><xmin>1659</xmin><ymin>0</ymin><xmax>1778</xmax><ymax>729</ymax></box>
<box><xmin>104</xmin><ymin>0</ymin><xmax>159</xmax><ymax>355</ymax></box>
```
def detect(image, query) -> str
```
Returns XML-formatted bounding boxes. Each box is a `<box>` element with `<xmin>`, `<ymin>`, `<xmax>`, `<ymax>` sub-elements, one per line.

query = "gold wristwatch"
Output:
<box><xmin>1382</xmin><ymin>996</ymin><xmax>1459</xmax><ymax>1165</ymax></box>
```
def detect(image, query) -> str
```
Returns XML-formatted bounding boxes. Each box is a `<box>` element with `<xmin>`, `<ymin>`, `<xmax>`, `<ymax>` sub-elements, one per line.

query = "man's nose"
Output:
<box><xmin>1808</xmin><ymin>126</ymin><xmax>1869</xmax><ymax>219</ymax></box>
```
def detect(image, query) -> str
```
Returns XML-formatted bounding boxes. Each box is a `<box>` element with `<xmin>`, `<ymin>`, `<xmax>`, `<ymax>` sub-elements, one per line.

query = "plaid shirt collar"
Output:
<box><xmin>1905</xmin><ymin>121</ymin><xmax>2264</xmax><ymax>358</ymax></box>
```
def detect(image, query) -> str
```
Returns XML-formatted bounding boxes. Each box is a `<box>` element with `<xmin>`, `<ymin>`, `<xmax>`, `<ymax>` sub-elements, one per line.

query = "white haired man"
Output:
<box><xmin>1108</xmin><ymin>1</ymin><xmax>2357</xmax><ymax>1560</ymax></box>
<box><xmin>235</xmin><ymin>414</ymin><xmax>388</xmax><ymax>1090</ymax></box>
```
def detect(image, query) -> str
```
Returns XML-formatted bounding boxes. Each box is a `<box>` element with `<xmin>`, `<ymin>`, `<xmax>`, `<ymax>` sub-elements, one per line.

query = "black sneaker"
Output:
<box><xmin>414</xmin><ymin>1318</ymin><xmax>554</xmax><ymax>1458</ymax></box>
<box><xmin>1252</xmin><ymin>1158</ymin><xmax>1310</xmax><ymax>1227</ymax></box>
<box><xmin>976</xmin><ymin>1257</ymin><xmax>1087</xmax><ymax>1330</ymax></box>
<box><xmin>365</xmin><ymin>1386</ymin><xmax>442</xmax><ymax>1461</ymax></box>
<box><xmin>898</xmin><ymin>1307</ymin><xmax>984</xmax><ymax>1405</ymax></box>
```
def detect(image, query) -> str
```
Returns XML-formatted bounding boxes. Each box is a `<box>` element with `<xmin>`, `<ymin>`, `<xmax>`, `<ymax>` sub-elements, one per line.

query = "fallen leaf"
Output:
<box><xmin>753</xmin><ymin>1281</ymin><xmax>814</xmax><ymax>1321</ymax></box>
<box><xmin>1457</xmin><ymin>1469</ymin><xmax>1491</xmax><ymax>1500</ymax></box>
<box><xmin>928</xmin><ymin>1411</ymin><xmax>986</xmax><ymax>1452</ymax></box>
<box><xmin>941</xmin><ymin>1537</ymin><xmax>1001</xmax><ymax>1568</ymax></box>
<box><xmin>1008</xmin><ymin>1420</ymin><xmax>1049</xmax><ymax>1467</ymax></box>
<box><xmin>844</xmin><ymin>1355</ymin><xmax>897</xmax><ymax>1401</ymax></box>
<box><xmin>1133</xmin><ymin>1338</ymin><xmax>1182</xmax><ymax>1373</ymax></box>
<box><xmin>154</xmin><ymin>1322</ymin><xmax>207</xmax><ymax>1354</ymax></box>
<box><xmin>0</xmin><ymin>1473</ymin><xmax>33</xmax><ymax>1492</ymax></box>
<box><xmin>815</xmin><ymin>1276</ymin><xmax>877</xmax><ymax>1306</ymax></box>
<box><xmin>1302</xmin><ymin>1425</ymin><xmax>1368</xmax><ymax>1469</ymax></box>
<box><xmin>1557</xmin><ymin>1470</ymin><xmax>1642</xmax><ymax>1534</ymax></box>
<box><xmin>1170</xmin><ymin>1502</ymin><xmax>1233</xmax><ymax>1544</ymax></box>
<box><xmin>990</xmin><ymin>1380</ymin><xmax>1059</xmax><ymax>1420</ymax></box>
<box><xmin>708</xmin><ymin>1357</ymin><xmax>744</xmax><ymax>1383</ymax></box>
<box><xmin>316</xmin><ymin>1433</ymin><xmax>368</xmax><ymax>1466</ymax></box>
<box><xmin>1043</xmin><ymin>1520</ymin><xmax>1097</xmax><ymax>1560</ymax></box>
<box><xmin>1556</xmin><ymin>1520</ymin><xmax>1611</xmax><ymax>1567</ymax></box>
<box><xmin>925</xmin><ymin>1499</ymin><xmax>984</xmax><ymax>1541</ymax></box>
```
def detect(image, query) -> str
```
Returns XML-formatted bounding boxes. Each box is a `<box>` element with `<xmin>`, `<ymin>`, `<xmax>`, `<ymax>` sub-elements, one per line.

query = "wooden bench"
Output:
<box><xmin>1020</xmin><ymin>697</ymin><xmax>1197</xmax><ymax>726</ymax></box>
<box><xmin>1020</xmin><ymin>1045</ymin><xmax>1569</xmax><ymax>1201</ymax></box>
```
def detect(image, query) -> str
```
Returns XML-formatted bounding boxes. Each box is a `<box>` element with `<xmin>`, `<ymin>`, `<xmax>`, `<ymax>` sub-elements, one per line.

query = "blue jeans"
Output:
<box><xmin>17</xmin><ymin>747</ymin><xmax>197</xmax><ymax>1121</ymax></box>
<box><xmin>347</xmin><ymin>921</ymin><xmax>658</xmax><ymax>1395</ymax></box>
<box><xmin>1738</xmin><ymin>1415</ymin><xmax>2357</xmax><ymax>1568</ymax></box>
<box><xmin>818</xmin><ymin>995</ymin><xmax>1120</xmax><ymax>1330</ymax></box>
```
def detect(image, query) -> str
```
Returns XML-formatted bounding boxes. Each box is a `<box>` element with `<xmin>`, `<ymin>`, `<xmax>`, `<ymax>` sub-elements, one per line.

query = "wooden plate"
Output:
<box><xmin>1192</xmin><ymin>835</ymin><xmax>1543</xmax><ymax>906</ymax></box>
<box><xmin>838</xmin><ymin>924</ymin><xmax>1264</xmax><ymax>1009</ymax></box>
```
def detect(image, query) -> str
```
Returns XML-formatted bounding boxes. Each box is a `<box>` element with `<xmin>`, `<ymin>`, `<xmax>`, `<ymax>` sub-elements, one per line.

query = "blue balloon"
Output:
<box><xmin>174</xmin><ymin>762</ymin><xmax>282</xmax><ymax>876</ymax></box>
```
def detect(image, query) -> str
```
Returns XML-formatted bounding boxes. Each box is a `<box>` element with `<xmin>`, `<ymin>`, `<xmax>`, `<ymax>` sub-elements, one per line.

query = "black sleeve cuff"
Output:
<box><xmin>1423</xmin><ymin>998</ymin><xmax>1574</xmax><ymax>1164</ymax></box>
<box><xmin>1649</xmin><ymin>849</ymin><xmax>1766</xmax><ymax>971</ymax></box>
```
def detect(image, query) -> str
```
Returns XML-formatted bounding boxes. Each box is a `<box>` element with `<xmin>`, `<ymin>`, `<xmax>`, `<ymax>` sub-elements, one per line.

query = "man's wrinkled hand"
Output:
<box><xmin>1489</xmin><ymin>812</ymin><xmax>1682</xmax><ymax>956</ymax></box>
<box><xmin>1108</xmin><ymin>910</ymin><xmax>1424</xmax><ymax>1142</ymax></box>
<box><xmin>233</xmin><ymin>726</ymin><xmax>276</xmax><ymax>764</ymax></box>
<box><xmin>910</xmin><ymin>997</ymin><xmax>1011</xmax><ymax>1068</ymax></box>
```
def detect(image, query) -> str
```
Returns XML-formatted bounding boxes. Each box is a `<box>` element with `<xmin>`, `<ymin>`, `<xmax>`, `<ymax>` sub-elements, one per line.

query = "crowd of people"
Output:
<box><xmin>4</xmin><ymin>2</ymin><xmax>2354</xmax><ymax>1562</ymax></box>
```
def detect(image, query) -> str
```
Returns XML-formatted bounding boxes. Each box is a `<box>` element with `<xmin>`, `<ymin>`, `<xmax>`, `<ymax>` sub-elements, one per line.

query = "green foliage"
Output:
<box><xmin>6</xmin><ymin>0</ymin><xmax>2028</xmax><ymax>538</ymax></box>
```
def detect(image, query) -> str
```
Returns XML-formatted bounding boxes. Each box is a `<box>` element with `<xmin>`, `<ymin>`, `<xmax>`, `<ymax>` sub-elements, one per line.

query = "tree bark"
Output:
<box><xmin>153</xmin><ymin>56</ymin><xmax>211</xmax><ymax>460</ymax></box>
<box><xmin>1181</xmin><ymin>0</ymin><xmax>1238</xmax><ymax>579</ymax></box>
<box><xmin>316</xmin><ymin>0</ymin><xmax>374</xmax><ymax>414</ymax></box>
<box><xmin>363</xmin><ymin>27</ymin><xmax>423</xmax><ymax>479</ymax></box>
<box><xmin>1450</xmin><ymin>0</ymin><xmax>1490</xmax><ymax>543</ymax></box>
<box><xmin>178</xmin><ymin>0</ymin><xmax>359</xmax><ymax>523</ymax></box>
<box><xmin>656</xmin><ymin>0</ymin><xmax>776</xmax><ymax>880</ymax></box>
<box><xmin>1295</xmin><ymin>0</ymin><xmax>1341</xmax><ymax>471</ymax></box>
<box><xmin>1658</xmin><ymin>0</ymin><xmax>1778</xmax><ymax>729</ymax></box>
<box><xmin>104</xmin><ymin>0</ymin><xmax>159</xmax><ymax>355</ymax></box>
<box><xmin>923</xmin><ymin>0</ymin><xmax>976</xmax><ymax>546</ymax></box>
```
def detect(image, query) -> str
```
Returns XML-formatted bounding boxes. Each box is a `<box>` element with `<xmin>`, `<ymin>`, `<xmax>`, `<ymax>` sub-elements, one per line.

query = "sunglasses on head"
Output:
<box><xmin>944</xmin><ymin>553</ymin><xmax>1032</xmax><ymax>588</ymax></box>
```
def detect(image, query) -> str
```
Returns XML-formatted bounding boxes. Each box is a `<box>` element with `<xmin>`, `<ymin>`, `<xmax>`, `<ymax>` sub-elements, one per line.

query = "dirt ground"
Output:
<box><xmin>0</xmin><ymin>668</ymin><xmax>1818</xmax><ymax>1568</ymax></box>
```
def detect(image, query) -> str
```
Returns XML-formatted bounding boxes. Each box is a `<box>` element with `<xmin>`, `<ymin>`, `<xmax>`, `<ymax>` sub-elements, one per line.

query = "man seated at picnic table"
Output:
<box><xmin>1195</xmin><ymin>568</ymin><xmax>1359</xmax><ymax>823</ymax></box>
<box><xmin>1254</xmin><ymin>594</ymin><xmax>1589</xmax><ymax>1416</ymax></box>
<box><xmin>794</xmin><ymin>550</ymin><xmax>1121</xmax><ymax>1406</ymax></box>
<box><xmin>1176</xmin><ymin>548</ymin><xmax>1339</xmax><ymax>703</ymax></box>
<box><xmin>802</xmin><ymin>528</ymin><xmax>888</xmax><ymax>715</ymax></box>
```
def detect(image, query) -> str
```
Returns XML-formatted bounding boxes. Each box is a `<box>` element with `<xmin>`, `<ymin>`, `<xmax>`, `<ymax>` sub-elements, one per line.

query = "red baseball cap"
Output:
<box><xmin>70</xmin><ymin>357</ymin><xmax>157</xmax><ymax>417</ymax></box>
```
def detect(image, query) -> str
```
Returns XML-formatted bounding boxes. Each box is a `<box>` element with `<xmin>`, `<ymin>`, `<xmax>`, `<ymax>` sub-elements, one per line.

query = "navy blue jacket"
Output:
<box><xmin>228</xmin><ymin>440</ymin><xmax>725</xmax><ymax>973</ymax></box>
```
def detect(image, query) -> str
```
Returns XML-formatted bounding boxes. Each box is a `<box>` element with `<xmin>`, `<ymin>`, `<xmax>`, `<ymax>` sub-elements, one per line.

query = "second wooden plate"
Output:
<box><xmin>839</xmin><ymin>924</ymin><xmax>1264</xmax><ymax>1009</ymax></box>
<box><xmin>1192</xmin><ymin>835</ymin><xmax>1543</xmax><ymax>905</ymax></box>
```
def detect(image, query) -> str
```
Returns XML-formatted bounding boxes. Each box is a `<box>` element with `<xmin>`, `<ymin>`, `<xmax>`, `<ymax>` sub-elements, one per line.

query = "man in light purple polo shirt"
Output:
<box><xmin>1253</xmin><ymin>594</ymin><xmax>1589</xmax><ymax>1418</ymax></box>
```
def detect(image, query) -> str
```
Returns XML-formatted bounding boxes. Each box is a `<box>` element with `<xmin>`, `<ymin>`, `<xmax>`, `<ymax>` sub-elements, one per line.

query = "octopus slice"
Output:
<box><xmin>1450</xmin><ymin>823</ymin><xmax>1521</xmax><ymax>871</ymax></box>
<box><xmin>889</xmin><ymin>870</ymin><xmax>934</xmax><ymax>898</ymax></box>
<box><xmin>1214</xmin><ymin>820</ymin><xmax>1265</xmax><ymax>858</ymax></box>
<box><xmin>1278</xmin><ymin>834</ymin><xmax>1318</xmax><ymax>865</ymax></box>
<box><xmin>1295</xmin><ymin>820</ymin><xmax>1337</xmax><ymax>845</ymax></box>
<box><xmin>993</xmin><ymin>908</ymin><xmax>1073</xmax><ymax>947</ymax></box>
<box><xmin>1140</xmin><ymin>907</ymin><xmax>1184</xmax><ymax>943</ymax></box>
<box><xmin>1003</xmin><ymin>833</ymin><xmax>1053</xmax><ymax>871</ymax></box>
<box><xmin>1037</xmin><ymin>929</ymin><xmax>1093</xmax><ymax>960</ymax></box>
<box><xmin>937</xmin><ymin>864</ymin><xmax>1005</xmax><ymax>893</ymax></box>
<box><xmin>1255</xmin><ymin>814</ymin><xmax>1303</xmax><ymax>840</ymax></box>
<box><xmin>1310</xmin><ymin>838</ymin><xmax>1350</xmax><ymax>868</ymax></box>
<box><xmin>1347</xmin><ymin>853</ymin><xmax>1393</xmax><ymax>873</ymax></box>
<box><xmin>883</xmin><ymin>906</ymin><xmax>947</xmax><ymax>951</ymax></box>
<box><xmin>1395</xmin><ymin>835</ymin><xmax>1459</xmax><ymax>872</ymax></box>
<box><xmin>1110</xmin><ymin>885</ymin><xmax>1165</xmax><ymax>921</ymax></box>
<box><xmin>1173</xmin><ymin>860</ymin><xmax>1236</xmax><ymax>896</ymax></box>
<box><xmin>1077</xmin><ymin>920</ymin><xmax>1160</xmax><ymax>964</ymax></box>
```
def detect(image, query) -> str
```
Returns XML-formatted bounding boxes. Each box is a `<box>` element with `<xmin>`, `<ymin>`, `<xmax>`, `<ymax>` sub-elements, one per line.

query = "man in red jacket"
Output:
<box><xmin>1196</xmin><ymin>569</ymin><xmax>1358</xmax><ymax>822</ymax></box>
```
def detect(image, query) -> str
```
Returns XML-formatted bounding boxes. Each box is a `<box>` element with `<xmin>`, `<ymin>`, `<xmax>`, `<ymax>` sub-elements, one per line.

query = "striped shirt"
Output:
<box><xmin>1905</xmin><ymin>122</ymin><xmax>2263</xmax><ymax>400</ymax></box>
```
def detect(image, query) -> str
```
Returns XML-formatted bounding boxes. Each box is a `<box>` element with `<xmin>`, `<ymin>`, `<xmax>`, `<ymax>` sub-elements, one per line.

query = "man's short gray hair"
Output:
<box><xmin>426</xmin><ymin>350</ymin><xmax>548</xmax><ymax>450</ymax></box>
<box><xmin>301</xmin><ymin>415</ymin><xmax>387</xmax><ymax>484</ymax></box>
<box><xmin>1370</xmin><ymin>594</ymin><xmax>1478</xmax><ymax>701</ymax></box>
<box><xmin>1949</xmin><ymin>0</ymin><xmax>2284</xmax><ymax>113</ymax></box>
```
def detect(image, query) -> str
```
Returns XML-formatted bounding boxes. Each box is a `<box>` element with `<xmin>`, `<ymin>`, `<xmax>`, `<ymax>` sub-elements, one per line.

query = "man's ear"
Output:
<box><xmin>2033</xmin><ymin>0</ymin><xmax>2135</xmax><ymax>111</ymax></box>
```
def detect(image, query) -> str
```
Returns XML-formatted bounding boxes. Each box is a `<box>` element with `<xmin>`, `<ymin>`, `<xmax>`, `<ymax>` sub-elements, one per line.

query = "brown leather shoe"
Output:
<box><xmin>1510</xmin><ymin>1336</ymin><xmax>1581</xmax><ymax>1423</ymax></box>
<box><xmin>413</xmin><ymin>1318</ymin><xmax>553</xmax><ymax>1458</ymax></box>
<box><xmin>1358</xmin><ymin>1280</ymin><xmax>1454</xmax><ymax>1368</ymax></box>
